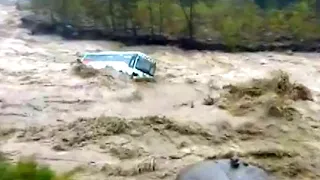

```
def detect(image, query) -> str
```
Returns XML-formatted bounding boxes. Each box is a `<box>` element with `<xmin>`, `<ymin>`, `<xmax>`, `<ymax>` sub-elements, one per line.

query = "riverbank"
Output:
<box><xmin>16</xmin><ymin>0</ymin><xmax>320</xmax><ymax>52</ymax></box>
<box><xmin>19</xmin><ymin>24</ymin><xmax>320</xmax><ymax>52</ymax></box>
<box><xmin>21</xmin><ymin>20</ymin><xmax>320</xmax><ymax>52</ymax></box>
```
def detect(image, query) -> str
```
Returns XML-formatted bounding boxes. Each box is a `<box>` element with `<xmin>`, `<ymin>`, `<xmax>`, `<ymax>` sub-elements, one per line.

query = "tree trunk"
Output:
<box><xmin>316</xmin><ymin>0</ymin><xmax>320</xmax><ymax>22</ymax></box>
<box><xmin>189</xmin><ymin>0</ymin><xmax>194</xmax><ymax>39</ymax></box>
<box><xmin>159</xmin><ymin>0</ymin><xmax>163</xmax><ymax>34</ymax></box>
<box><xmin>61</xmin><ymin>0</ymin><xmax>67</xmax><ymax>19</ymax></box>
<box><xmin>148</xmin><ymin>0</ymin><xmax>154</xmax><ymax>36</ymax></box>
<box><xmin>109</xmin><ymin>0</ymin><xmax>115</xmax><ymax>32</ymax></box>
<box><xmin>179</xmin><ymin>0</ymin><xmax>194</xmax><ymax>39</ymax></box>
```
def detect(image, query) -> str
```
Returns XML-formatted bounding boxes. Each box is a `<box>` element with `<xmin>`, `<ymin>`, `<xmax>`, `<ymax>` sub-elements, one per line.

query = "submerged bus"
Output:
<box><xmin>78</xmin><ymin>51</ymin><xmax>156</xmax><ymax>79</ymax></box>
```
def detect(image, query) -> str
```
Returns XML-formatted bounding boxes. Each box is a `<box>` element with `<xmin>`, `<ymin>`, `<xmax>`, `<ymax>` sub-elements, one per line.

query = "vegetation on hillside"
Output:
<box><xmin>27</xmin><ymin>0</ymin><xmax>320</xmax><ymax>48</ymax></box>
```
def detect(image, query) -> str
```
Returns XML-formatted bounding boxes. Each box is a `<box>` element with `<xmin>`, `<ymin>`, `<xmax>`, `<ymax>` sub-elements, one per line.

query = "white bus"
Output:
<box><xmin>78</xmin><ymin>51</ymin><xmax>156</xmax><ymax>79</ymax></box>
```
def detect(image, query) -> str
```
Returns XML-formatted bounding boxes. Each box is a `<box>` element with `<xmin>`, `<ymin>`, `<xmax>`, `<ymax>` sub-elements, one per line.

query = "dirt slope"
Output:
<box><xmin>1</xmin><ymin>3</ymin><xmax>320</xmax><ymax>180</ymax></box>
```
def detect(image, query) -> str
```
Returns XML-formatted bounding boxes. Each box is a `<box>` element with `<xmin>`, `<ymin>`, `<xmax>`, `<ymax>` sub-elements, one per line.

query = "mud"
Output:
<box><xmin>11</xmin><ymin>113</ymin><xmax>320</xmax><ymax>179</ymax></box>
<box><xmin>1</xmin><ymin>3</ymin><xmax>320</xmax><ymax>180</ymax></box>
<box><xmin>72</xmin><ymin>64</ymin><xmax>101</xmax><ymax>79</ymax></box>
<box><xmin>218</xmin><ymin>70</ymin><xmax>313</xmax><ymax>118</ymax></box>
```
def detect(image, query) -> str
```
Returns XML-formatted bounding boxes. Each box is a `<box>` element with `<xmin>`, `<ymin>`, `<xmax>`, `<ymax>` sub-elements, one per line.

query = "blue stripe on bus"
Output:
<box><xmin>84</xmin><ymin>54</ymin><xmax>135</xmax><ymax>64</ymax></box>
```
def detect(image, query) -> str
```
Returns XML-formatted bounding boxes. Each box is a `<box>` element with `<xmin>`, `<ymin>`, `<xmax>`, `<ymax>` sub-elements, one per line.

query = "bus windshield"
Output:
<box><xmin>135</xmin><ymin>56</ymin><xmax>156</xmax><ymax>76</ymax></box>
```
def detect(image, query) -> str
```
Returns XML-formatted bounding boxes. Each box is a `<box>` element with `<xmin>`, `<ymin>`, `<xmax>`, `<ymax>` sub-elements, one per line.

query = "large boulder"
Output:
<box><xmin>176</xmin><ymin>158</ymin><xmax>274</xmax><ymax>180</ymax></box>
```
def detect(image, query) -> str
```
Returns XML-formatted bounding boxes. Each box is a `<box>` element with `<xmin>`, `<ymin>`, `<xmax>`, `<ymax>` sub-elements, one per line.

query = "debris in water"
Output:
<box><xmin>202</xmin><ymin>95</ymin><xmax>215</xmax><ymax>106</ymax></box>
<box><xmin>219</xmin><ymin>70</ymin><xmax>313</xmax><ymax>117</ymax></box>
<box><xmin>72</xmin><ymin>64</ymin><xmax>99</xmax><ymax>78</ymax></box>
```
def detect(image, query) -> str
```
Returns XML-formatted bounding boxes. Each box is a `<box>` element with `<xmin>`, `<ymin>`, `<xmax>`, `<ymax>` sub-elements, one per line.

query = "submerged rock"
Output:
<box><xmin>176</xmin><ymin>158</ymin><xmax>273</xmax><ymax>180</ymax></box>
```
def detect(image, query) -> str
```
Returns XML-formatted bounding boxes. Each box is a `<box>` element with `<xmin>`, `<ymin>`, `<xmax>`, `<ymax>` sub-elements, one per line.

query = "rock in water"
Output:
<box><xmin>176</xmin><ymin>158</ymin><xmax>274</xmax><ymax>180</ymax></box>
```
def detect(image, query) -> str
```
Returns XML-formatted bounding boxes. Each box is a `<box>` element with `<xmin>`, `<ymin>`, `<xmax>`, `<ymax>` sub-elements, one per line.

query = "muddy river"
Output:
<box><xmin>1</xmin><ymin>3</ymin><xmax>320</xmax><ymax>180</ymax></box>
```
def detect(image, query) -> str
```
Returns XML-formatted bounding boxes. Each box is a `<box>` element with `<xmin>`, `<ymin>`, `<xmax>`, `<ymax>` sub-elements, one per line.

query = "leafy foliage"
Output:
<box><xmin>30</xmin><ymin>0</ymin><xmax>320</xmax><ymax>47</ymax></box>
<box><xmin>0</xmin><ymin>156</ymin><xmax>73</xmax><ymax>180</ymax></box>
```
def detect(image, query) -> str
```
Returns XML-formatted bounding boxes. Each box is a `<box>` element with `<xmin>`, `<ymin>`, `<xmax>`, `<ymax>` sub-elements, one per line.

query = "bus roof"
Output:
<box><xmin>82</xmin><ymin>51</ymin><xmax>156</xmax><ymax>63</ymax></box>
<box><xmin>83</xmin><ymin>51</ymin><xmax>148</xmax><ymax>57</ymax></box>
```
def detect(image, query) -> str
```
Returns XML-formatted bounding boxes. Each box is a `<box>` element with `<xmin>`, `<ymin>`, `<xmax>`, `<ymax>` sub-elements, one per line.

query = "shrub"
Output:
<box><xmin>0</xmin><ymin>156</ymin><xmax>73</xmax><ymax>180</ymax></box>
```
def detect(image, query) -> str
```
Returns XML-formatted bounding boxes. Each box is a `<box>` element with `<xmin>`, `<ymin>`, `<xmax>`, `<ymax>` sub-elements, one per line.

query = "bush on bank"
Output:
<box><xmin>28</xmin><ymin>0</ymin><xmax>319</xmax><ymax>47</ymax></box>
<box><xmin>0</xmin><ymin>155</ymin><xmax>72</xmax><ymax>180</ymax></box>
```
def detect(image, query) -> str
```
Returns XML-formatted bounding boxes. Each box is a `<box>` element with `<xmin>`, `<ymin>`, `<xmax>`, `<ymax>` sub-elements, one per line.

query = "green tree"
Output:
<box><xmin>179</xmin><ymin>0</ymin><xmax>196</xmax><ymax>38</ymax></box>
<box><xmin>28</xmin><ymin>0</ymin><xmax>320</xmax><ymax>48</ymax></box>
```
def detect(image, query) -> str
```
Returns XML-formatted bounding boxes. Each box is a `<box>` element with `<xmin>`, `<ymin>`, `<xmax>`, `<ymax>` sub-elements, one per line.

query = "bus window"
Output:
<box><xmin>129</xmin><ymin>54</ymin><xmax>138</xmax><ymax>68</ymax></box>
